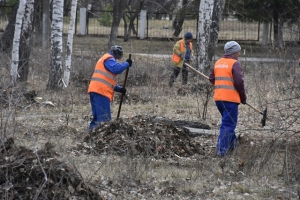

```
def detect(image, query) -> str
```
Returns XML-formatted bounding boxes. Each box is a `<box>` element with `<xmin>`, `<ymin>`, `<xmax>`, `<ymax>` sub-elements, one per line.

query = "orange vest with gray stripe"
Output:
<box><xmin>213</xmin><ymin>58</ymin><xmax>241</xmax><ymax>103</ymax></box>
<box><xmin>88</xmin><ymin>53</ymin><xmax>117</xmax><ymax>102</ymax></box>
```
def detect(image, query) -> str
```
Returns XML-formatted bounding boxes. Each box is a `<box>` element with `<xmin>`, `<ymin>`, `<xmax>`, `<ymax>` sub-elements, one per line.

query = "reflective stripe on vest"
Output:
<box><xmin>87</xmin><ymin>53</ymin><xmax>117</xmax><ymax>101</ymax></box>
<box><xmin>213</xmin><ymin>58</ymin><xmax>240</xmax><ymax>103</ymax></box>
<box><xmin>215</xmin><ymin>85</ymin><xmax>236</xmax><ymax>90</ymax></box>
<box><xmin>93</xmin><ymin>69</ymin><xmax>118</xmax><ymax>82</ymax></box>
<box><xmin>90</xmin><ymin>77</ymin><xmax>114</xmax><ymax>89</ymax></box>
<box><xmin>214</xmin><ymin>77</ymin><xmax>236</xmax><ymax>90</ymax></box>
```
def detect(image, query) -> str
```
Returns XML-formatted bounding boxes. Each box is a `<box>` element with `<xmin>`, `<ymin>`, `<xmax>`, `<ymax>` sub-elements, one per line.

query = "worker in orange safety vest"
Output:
<box><xmin>169</xmin><ymin>32</ymin><xmax>193</xmax><ymax>87</ymax></box>
<box><xmin>209</xmin><ymin>41</ymin><xmax>247</xmax><ymax>157</ymax></box>
<box><xmin>88</xmin><ymin>45</ymin><xmax>132</xmax><ymax>131</ymax></box>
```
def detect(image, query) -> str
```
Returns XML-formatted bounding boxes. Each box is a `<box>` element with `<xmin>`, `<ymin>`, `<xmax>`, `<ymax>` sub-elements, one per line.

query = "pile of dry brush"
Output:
<box><xmin>80</xmin><ymin>115</ymin><xmax>211</xmax><ymax>158</ymax></box>
<box><xmin>0</xmin><ymin>139</ymin><xmax>100</xmax><ymax>199</ymax></box>
<box><xmin>0</xmin><ymin>115</ymin><xmax>213</xmax><ymax>199</ymax></box>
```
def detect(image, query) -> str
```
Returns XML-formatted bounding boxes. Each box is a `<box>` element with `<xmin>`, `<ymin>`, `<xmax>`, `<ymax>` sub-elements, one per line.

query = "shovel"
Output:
<box><xmin>183</xmin><ymin>62</ymin><xmax>268</xmax><ymax>127</ymax></box>
<box><xmin>117</xmin><ymin>54</ymin><xmax>131</xmax><ymax>119</ymax></box>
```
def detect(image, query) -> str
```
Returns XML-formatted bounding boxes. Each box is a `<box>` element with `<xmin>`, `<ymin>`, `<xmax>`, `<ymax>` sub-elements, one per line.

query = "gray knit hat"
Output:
<box><xmin>224</xmin><ymin>41</ymin><xmax>241</xmax><ymax>55</ymax></box>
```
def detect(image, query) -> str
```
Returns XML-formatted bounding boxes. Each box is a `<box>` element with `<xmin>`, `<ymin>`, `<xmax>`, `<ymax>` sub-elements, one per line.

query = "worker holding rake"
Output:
<box><xmin>169</xmin><ymin>32</ymin><xmax>194</xmax><ymax>87</ymax></box>
<box><xmin>87</xmin><ymin>45</ymin><xmax>132</xmax><ymax>131</ymax></box>
<box><xmin>209</xmin><ymin>41</ymin><xmax>247</xmax><ymax>157</ymax></box>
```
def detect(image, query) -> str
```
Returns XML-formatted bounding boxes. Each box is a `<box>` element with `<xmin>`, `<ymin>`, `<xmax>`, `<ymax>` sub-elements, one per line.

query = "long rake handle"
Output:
<box><xmin>183</xmin><ymin>62</ymin><xmax>209</xmax><ymax>80</ymax></box>
<box><xmin>117</xmin><ymin>54</ymin><xmax>131</xmax><ymax>119</ymax></box>
<box><xmin>246</xmin><ymin>103</ymin><xmax>263</xmax><ymax>115</ymax></box>
<box><xmin>184</xmin><ymin>62</ymin><xmax>265</xmax><ymax>116</ymax></box>
<box><xmin>167</xmin><ymin>34</ymin><xmax>267</xmax><ymax>125</ymax></box>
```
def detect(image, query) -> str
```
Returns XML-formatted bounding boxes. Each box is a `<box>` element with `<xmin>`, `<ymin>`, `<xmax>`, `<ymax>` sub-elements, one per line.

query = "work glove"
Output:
<box><xmin>179</xmin><ymin>53</ymin><xmax>184</xmax><ymax>59</ymax></box>
<box><xmin>119</xmin><ymin>87</ymin><xmax>127</xmax><ymax>95</ymax></box>
<box><xmin>126</xmin><ymin>59</ymin><xmax>132</xmax><ymax>67</ymax></box>
<box><xmin>241</xmin><ymin>100</ymin><xmax>246</xmax><ymax>105</ymax></box>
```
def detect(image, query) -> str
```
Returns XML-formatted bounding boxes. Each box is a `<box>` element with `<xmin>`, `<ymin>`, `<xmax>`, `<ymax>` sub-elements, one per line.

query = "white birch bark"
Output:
<box><xmin>18</xmin><ymin>0</ymin><xmax>34</xmax><ymax>82</ymax></box>
<box><xmin>197</xmin><ymin>0</ymin><xmax>214</xmax><ymax>71</ymax></box>
<box><xmin>47</xmin><ymin>0</ymin><xmax>64</xmax><ymax>89</ymax></box>
<box><xmin>10</xmin><ymin>0</ymin><xmax>26</xmax><ymax>85</ymax></box>
<box><xmin>207</xmin><ymin>0</ymin><xmax>225</xmax><ymax>64</ymax></box>
<box><xmin>63</xmin><ymin>0</ymin><xmax>78</xmax><ymax>87</ymax></box>
<box><xmin>22</xmin><ymin>0</ymin><xmax>34</xmax><ymax>33</ymax></box>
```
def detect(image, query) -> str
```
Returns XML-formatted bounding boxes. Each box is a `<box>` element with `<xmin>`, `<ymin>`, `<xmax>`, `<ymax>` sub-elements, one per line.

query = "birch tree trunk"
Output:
<box><xmin>207</xmin><ymin>0</ymin><xmax>225</xmax><ymax>64</ymax></box>
<box><xmin>18</xmin><ymin>0</ymin><xmax>34</xmax><ymax>82</ymax></box>
<box><xmin>108</xmin><ymin>0</ymin><xmax>127</xmax><ymax>49</ymax></box>
<box><xmin>196</xmin><ymin>0</ymin><xmax>214</xmax><ymax>73</ymax></box>
<box><xmin>63</xmin><ymin>0</ymin><xmax>78</xmax><ymax>88</ymax></box>
<box><xmin>47</xmin><ymin>0</ymin><xmax>64</xmax><ymax>90</ymax></box>
<box><xmin>10</xmin><ymin>0</ymin><xmax>26</xmax><ymax>86</ymax></box>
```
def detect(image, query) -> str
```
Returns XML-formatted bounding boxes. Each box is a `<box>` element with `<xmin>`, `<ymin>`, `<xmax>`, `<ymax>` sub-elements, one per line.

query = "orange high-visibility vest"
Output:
<box><xmin>213</xmin><ymin>58</ymin><xmax>241</xmax><ymax>103</ymax></box>
<box><xmin>172</xmin><ymin>39</ymin><xmax>193</xmax><ymax>63</ymax></box>
<box><xmin>87</xmin><ymin>53</ymin><xmax>118</xmax><ymax>101</ymax></box>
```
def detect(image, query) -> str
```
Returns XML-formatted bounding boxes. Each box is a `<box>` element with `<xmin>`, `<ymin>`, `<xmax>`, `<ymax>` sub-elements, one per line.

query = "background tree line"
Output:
<box><xmin>0</xmin><ymin>0</ymin><xmax>299</xmax><ymax>90</ymax></box>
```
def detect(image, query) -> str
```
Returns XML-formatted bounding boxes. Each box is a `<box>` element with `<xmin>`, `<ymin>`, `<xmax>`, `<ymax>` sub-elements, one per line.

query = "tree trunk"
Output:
<box><xmin>10</xmin><ymin>0</ymin><xmax>26</xmax><ymax>86</ymax></box>
<box><xmin>123</xmin><ymin>14</ymin><xmax>129</xmax><ymax>41</ymax></box>
<box><xmin>42</xmin><ymin>0</ymin><xmax>51</xmax><ymax>48</ymax></box>
<box><xmin>108</xmin><ymin>0</ymin><xmax>127</xmax><ymax>50</ymax></box>
<box><xmin>207</xmin><ymin>0</ymin><xmax>225</xmax><ymax>65</ymax></box>
<box><xmin>18</xmin><ymin>0</ymin><xmax>35</xmax><ymax>83</ymax></box>
<box><xmin>63</xmin><ymin>0</ymin><xmax>78</xmax><ymax>88</ymax></box>
<box><xmin>172</xmin><ymin>0</ymin><xmax>187</xmax><ymax>37</ymax></box>
<box><xmin>273</xmin><ymin>0</ymin><xmax>283</xmax><ymax>50</ymax></box>
<box><xmin>33</xmin><ymin>0</ymin><xmax>43</xmax><ymax>46</ymax></box>
<box><xmin>196</xmin><ymin>0</ymin><xmax>214</xmax><ymax>72</ymax></box>
<box><xmin>47</xmin><ymin>0</ymin><xmax>64</xmax><ymax>90</ymax></box>
<box><xmin>123</xmin><ymin>1</ymin><xmax>143</xmax><ymax>41</ymax></box>
<box><xmin>0</xmin><ymin>3</ymin><xmax>19</xmax><ymax>53</ymax></box>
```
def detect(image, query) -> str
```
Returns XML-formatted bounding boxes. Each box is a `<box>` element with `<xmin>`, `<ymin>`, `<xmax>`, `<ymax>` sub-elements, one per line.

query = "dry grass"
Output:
<box><xmin>1</xmin><ymin>36</ymin><xmax>300</xmax><ymax>199</ymax></box>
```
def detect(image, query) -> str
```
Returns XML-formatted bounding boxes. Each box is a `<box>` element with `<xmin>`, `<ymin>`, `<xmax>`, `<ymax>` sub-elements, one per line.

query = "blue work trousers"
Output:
<box><xmin>215</xmin><ymin>101</ymin><xmax>239</xmax><ymax>156</ymax></box>
<box><xmin>89</xmin><ymin>92</ymin><xmax>111</xmax><ymax>130</ymax></box>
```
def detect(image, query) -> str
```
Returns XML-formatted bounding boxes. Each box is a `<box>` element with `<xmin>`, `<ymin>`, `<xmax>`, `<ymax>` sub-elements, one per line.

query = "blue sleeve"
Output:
<box><xmin>104</xmin><ymin>58</ymin><xmax>129</xmax><ymax>74</ymax></box>
<box><xmin>185</xmin><ymin>49</ymin><xmax>191</xmax><ymax>60</ymax></box>
<box><xmin>114</xmin><ymin>84</ymin><xmax>122</xmax><ymax>92</ymax></box>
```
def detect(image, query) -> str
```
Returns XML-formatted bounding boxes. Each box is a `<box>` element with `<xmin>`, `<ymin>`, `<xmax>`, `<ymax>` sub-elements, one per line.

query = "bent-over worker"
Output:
<box><xmin>87</xmin><ymin>45</ymin><xmax>132</xmax><ymax>131</ymax></box>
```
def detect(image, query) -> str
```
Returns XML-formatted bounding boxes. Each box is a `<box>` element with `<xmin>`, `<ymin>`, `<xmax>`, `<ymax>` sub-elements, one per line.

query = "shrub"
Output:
<box><xmin>97</xmin><ymin>5</ymin><xmax>112</xmax><ymax>27</ymax></box>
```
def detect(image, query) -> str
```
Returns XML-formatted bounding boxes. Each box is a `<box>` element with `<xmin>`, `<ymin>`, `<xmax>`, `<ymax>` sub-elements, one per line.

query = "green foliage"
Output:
<box><xmin>0</xmin><ymin>0</ymin><xmax>18</xmax><ymax>16</ymax></box>
<box><xmin>8</xmin><ymin>0</ymin><xmax>18</xmax><ymax>5</ymax></box>
<box><xmin>225</xmin><ymin>0</ymin><xmax>300</xmax><ymax>23</ymax></box>
<box><xmin>97</xmin><ymin>5</ymin><xmax>113</xmax><ymax>27</ymax></box>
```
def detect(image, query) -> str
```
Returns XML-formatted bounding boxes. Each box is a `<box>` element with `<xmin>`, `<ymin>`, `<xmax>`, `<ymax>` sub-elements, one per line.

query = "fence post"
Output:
<box><xmin>86</xmin><ymin>4</ymin><xmax>91</xmax><ymax>35</ymax></box>
<box><xmin>261</xmin><ymin>22</ymin><xmax>269</xmax><ymax>45</ymax></box>
<box><xmin>139</xmin><ymin>10</ymin><xmax>147</xmax><ymax>39</ymax></box>
<box><xmin>79</xmin><ymin>8</ymin><xmax>87</xmax><ymax>35</ymax></box>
